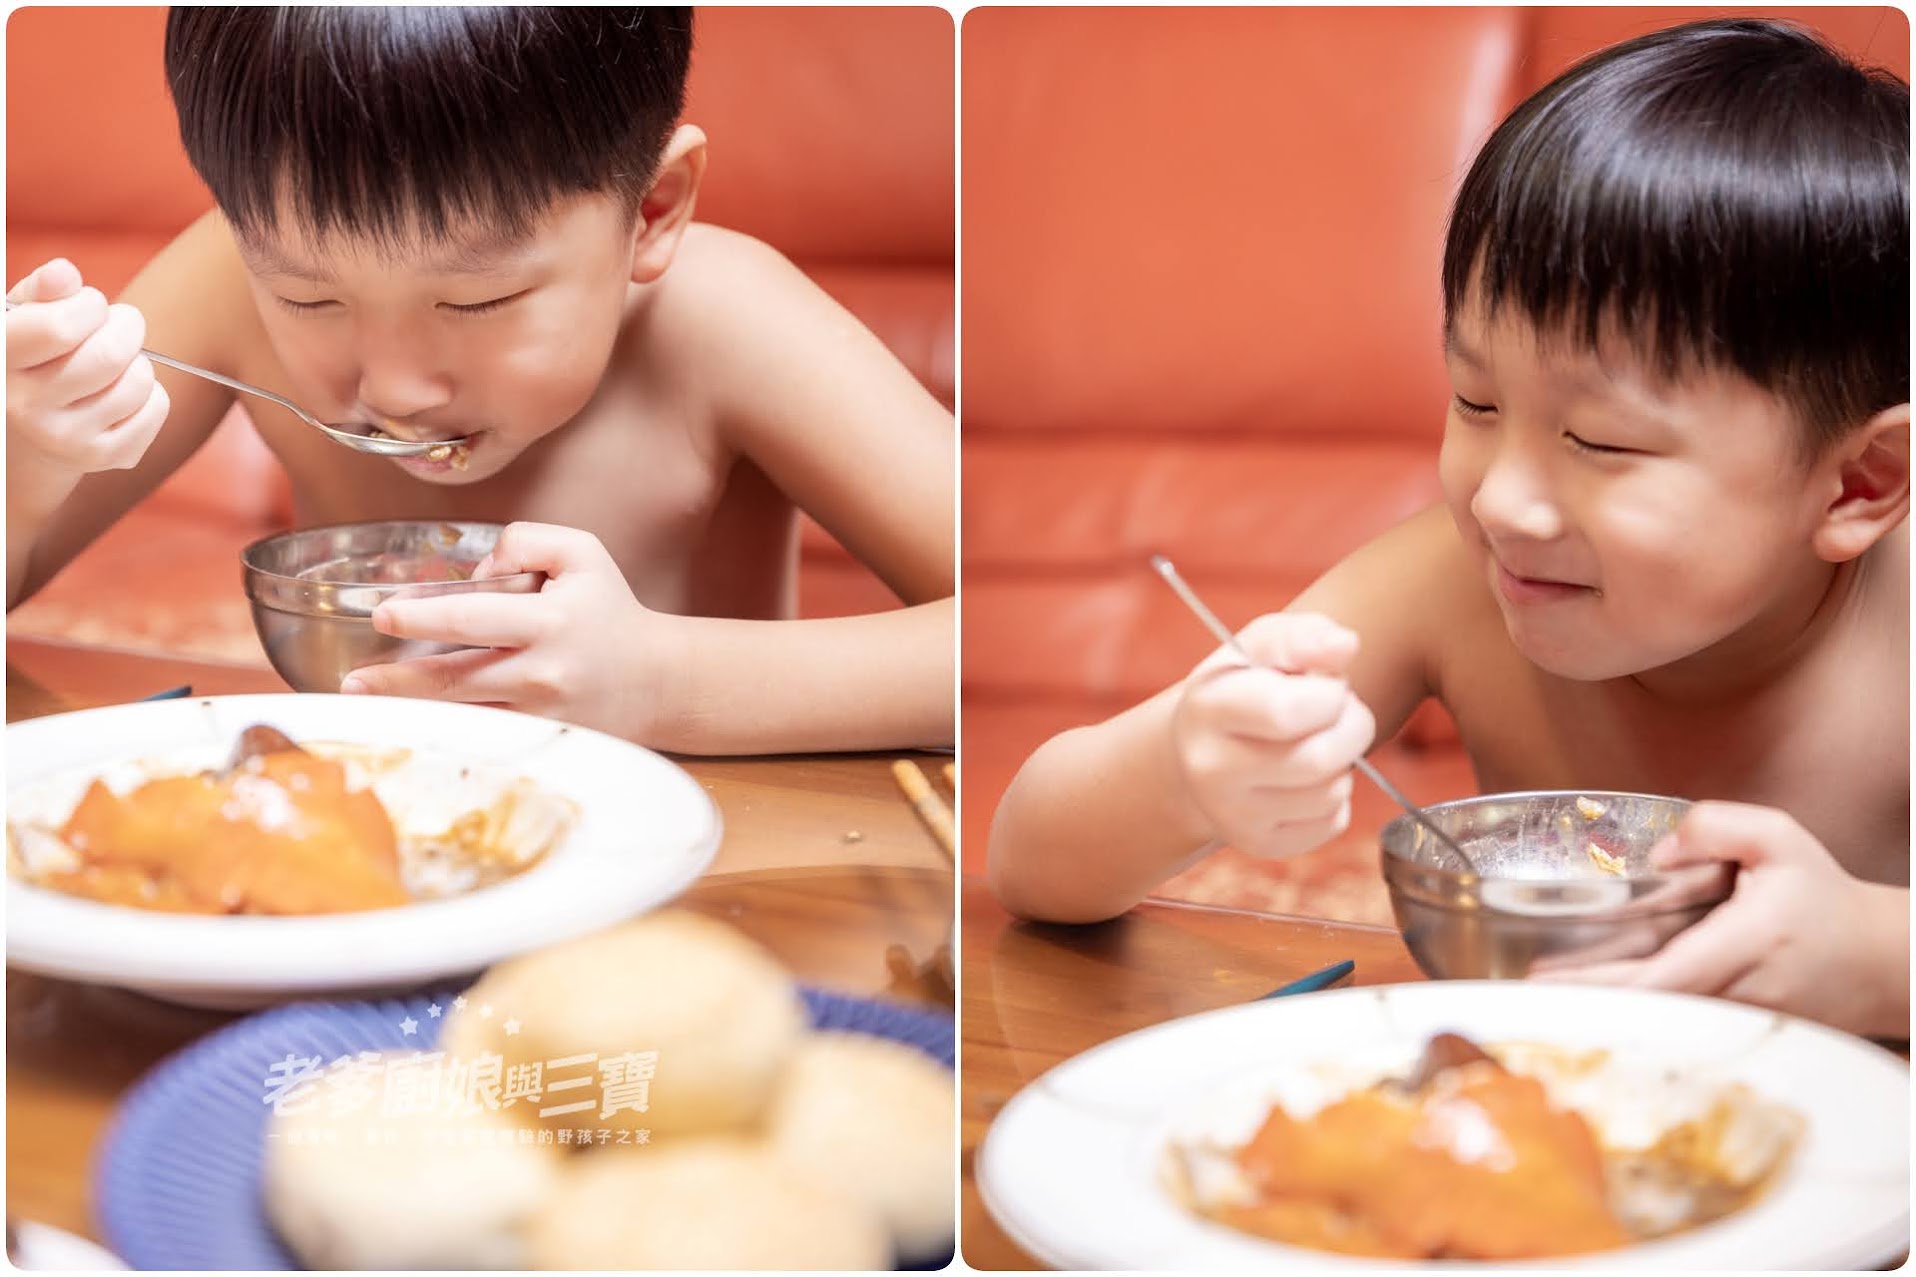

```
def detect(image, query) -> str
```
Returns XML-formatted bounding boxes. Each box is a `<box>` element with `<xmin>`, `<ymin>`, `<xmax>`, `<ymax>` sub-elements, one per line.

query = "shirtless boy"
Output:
<box><xmin>989</xmin><ymin>19</ymin><xmax>1909</xmax><ymax>1038</ymax></box>
<box><xmin>7</xmin><ymin>7</ymin><xmax>953</xmax><ymax>755</ymax></box>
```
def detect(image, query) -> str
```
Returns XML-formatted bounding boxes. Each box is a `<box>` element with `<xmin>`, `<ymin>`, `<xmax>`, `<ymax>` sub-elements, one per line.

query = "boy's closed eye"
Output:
<box><xmin>269</xmin><ymin>290</ymin><xmax>529</xmax><ymax>316</ymax></box>
<box><xmin>1563</xmin><ymin>432</ymin><xmax>1639</xmax><ymax>457</ymax></box>
<box><xmin>1452</xmin><ymin>395</ymin><xmax>1645</xmax><ymax>456</ymax></box>
<box><xmin>271</xmin><ymin>294</ymin><xmax>340</xmax><ymax>314</ymax></box>
<box><xmin>438</xmin><ymin>290</ymin><xmax>528</xmax><ymax>316</ymax></box>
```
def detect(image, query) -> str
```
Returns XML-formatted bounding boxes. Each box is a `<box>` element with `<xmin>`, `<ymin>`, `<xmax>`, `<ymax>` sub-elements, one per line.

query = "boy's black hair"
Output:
<box><xmin>164</xmin><ymin>6</ymin><xmax>694</xmax><ymax>248</ymax></box>
<box><xmin>1443</xmin><ymin>18</ymin><xmax>1908</xmax><ymax>450</ymax></box>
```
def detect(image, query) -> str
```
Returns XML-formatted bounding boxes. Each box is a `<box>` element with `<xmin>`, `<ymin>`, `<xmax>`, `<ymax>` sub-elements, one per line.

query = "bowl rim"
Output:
<box><xmin>1379</xmin><ymin>788</ymin><xmax>1690</xmax><ymax>863</ymax></box>
<box><xmin>239</xmin><ymin>518</ymin><xmax>541</xmax><ymax>588</ymax></box>
<box><xmin>1378</xmin><ymin>788</ymin><xmax>1732</xmax><ymax>917</ymax></box>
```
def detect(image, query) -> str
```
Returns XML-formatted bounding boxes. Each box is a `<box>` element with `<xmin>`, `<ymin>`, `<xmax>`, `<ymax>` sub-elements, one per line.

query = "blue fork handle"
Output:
<box><xmin>1259</xmin><ymin>959</ymin><xmax>1357</xmax><ymax>999</ymax></box>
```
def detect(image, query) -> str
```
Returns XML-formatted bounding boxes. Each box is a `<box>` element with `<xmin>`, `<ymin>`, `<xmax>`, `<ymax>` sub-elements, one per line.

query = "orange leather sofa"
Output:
<box><xmin>961</xmin><ymin>7</ymin><xmax>1908</xmax><ymax>921</ymax></box>
<box><xmin>6</xmin><ymin>5</ymin><xmax>953</xmax><ymax>661</ymax></box>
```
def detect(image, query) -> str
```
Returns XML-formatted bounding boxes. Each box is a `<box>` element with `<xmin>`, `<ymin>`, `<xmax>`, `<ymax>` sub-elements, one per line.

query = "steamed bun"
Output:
<box><xmin>766</xmin><ymin>1031</ymin><xmax>955</xmax><ymax>1255</ymax></box>
<box><xmin>441</xmin><ymin>909</ymin><xmax>807</xmax><ymax>1134</ymax></box>
<box><xmin>263</xmin><ymin>1053</ymin><xmax>561</xmax><ymax>1269</ymax></box>
<box><xmin>526</xmin><ymin>1136</ymin><xmax>890</xmax><ymax>1270</ymax></box>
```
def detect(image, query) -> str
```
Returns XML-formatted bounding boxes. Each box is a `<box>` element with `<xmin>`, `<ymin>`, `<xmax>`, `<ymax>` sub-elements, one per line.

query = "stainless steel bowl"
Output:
<box><xmin>1381</xmin><ymin>790</ymin><xmax>1732</xmax><ymax>980</ymax></box>
<box><xmin>242</xmin><ymin>521</ymin><xmax>544</xmax><ymax>692</ymax></box>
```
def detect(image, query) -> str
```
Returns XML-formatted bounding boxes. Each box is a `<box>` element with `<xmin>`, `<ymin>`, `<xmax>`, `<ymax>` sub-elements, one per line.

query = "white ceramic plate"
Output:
<box><xmin>9</xmin><ymin>1220</ymin><xmax>127</xmax><ymax>1270</ymax></box>
<box><xmin>5</xmin><ymin>695</ymin><xmax>720</xmax><ymax>1008</ymax></box>
<box><xmin>978</xmin><ymin>981</ymin><xmax>1909</xmax><ymax>1270</ymax></box>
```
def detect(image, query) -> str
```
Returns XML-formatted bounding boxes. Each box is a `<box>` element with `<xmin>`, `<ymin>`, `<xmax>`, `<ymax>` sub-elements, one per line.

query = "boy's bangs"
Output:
<box><xmin>167</xmin><ymin>7</ymin><xmax>693</xmax><ymax>248</ymax></box>
<box><xmin>1440</xmin><ymin>20</ymin><xmax>1908</xmax><ymax>445</ymax></box>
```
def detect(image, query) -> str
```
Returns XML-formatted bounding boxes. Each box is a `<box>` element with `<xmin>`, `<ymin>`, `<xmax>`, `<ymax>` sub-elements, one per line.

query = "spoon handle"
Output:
<box><xmin>6</xmin><ymin>300</ymin><xmax>467</xmax><ymax>459</ymax></box>
<box><xmin>1149</xmin><ymin>554</ymin><xmax>1479</xmax><ymax>874</ymax></box>
<box><xmin>3</xmin><ymin>299</ymin><xmax>325</xmax><ymax>429</ymax></box>
<box><xmin>137</xmin><ymin>349</ymin><xmax>327</xmax><ymax>431</ymax></box>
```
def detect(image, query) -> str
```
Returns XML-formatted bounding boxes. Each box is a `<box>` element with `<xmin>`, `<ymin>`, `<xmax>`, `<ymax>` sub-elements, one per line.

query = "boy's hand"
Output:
<box><xmin>340</xmin><ymin>523</ymin><xmax>677</xmax><ymax>740</ymax></box>
<box><xmin>1170</xmin><ymin>613</ymin><xmax>1376</xmax><ymax>860</ymax></box>
<box><xmin>6</xmin><ymin>259</ymin><xmax>169</xmax><ymax>478</ymax></box>
<box><xmin>1532</xmin><ymin>802</ymin><xmax>1909</xmax><ymax>1039</ymax></box>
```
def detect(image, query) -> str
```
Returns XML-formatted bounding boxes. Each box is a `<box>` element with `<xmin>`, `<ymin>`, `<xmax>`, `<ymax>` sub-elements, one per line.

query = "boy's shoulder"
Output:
<box><xmin>635</xmin><ymin>222</ymin><xmax>918</xmax><ymax>433</ymax></box>
<box><xmin>1288</xmin><ymin>502</ymin><xmax>1501</xmax><ymax>737</ymax></box>
<box><xmin>673</xmin><ymin>221</ymin><xmax>802</xmax><ymax>274</ymax></box>
<box><xmin>651</xmin><ymin>223</ymin><xmax>816</xmax><ymax>323</ymax></box>
<box><xmin>635</xmin><ymin>223</ymin><xmax>845</xmax><ymax>373</ymax></box>
<box><xmin>130</xmin><ymin>209</ymin><xmax>275</xmax><ymax>370</ymax></box>
<box><xmin>1305</xmin><ymin>502</ymin><xmax>1491</xmax><ymax>628</ymax></box>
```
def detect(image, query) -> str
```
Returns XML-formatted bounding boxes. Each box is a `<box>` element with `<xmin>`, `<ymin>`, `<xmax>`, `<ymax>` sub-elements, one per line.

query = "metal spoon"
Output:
<box><xmin>1150</xmin><ymin>553</ymin><xmax>1481</xmax><ymax>875</ymax></box>
<box><xmin>4</xmin><ymin>300</ymin><xmax>471</xmax><ymax>459</ymax></box>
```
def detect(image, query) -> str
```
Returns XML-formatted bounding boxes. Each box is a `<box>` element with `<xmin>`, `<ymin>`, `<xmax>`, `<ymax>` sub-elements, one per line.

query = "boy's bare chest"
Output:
<box><xmin>243</xmin><ymin>383</ymin><xmax>795</xmax><ymax>619</ymax></box>
<box><xmin>1439</xmin><ymin>622</ymin><xmax>1909</xmax><ymax>885</ymax></box>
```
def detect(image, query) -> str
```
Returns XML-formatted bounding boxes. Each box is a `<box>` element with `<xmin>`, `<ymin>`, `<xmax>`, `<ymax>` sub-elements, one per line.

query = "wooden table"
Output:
<box><xmin>4</xmin><ymin>638</ymin><xmax>955</xmax><ymax>1251</ymax></box>
<box><xmin>960</xmin><ymin>876</ymin><xmax>1422</xmax><ymax>1268</ymax></box>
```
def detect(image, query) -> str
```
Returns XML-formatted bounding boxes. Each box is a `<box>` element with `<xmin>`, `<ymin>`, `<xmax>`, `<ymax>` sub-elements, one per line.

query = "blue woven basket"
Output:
<box><xmin>96</xmin><ymin>987</ymin><xmax>954</xmax><ymax>1270</ymax></box>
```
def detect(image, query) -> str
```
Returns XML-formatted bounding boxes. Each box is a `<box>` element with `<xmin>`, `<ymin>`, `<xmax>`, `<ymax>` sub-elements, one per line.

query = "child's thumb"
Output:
<box><xmin>7</xmin><ymin>258</ymin><xmax>82</xmax><ymax>305</ymax></box>
<box><xmin>1235</xmin><ymin>612</ymin><xmax>1360</xmax><ymax>676</ymax></box>
<box><xmin>1649</xmin><ymin>801</ymin><xmax>1788</xmax><ymax>872</ymax></box>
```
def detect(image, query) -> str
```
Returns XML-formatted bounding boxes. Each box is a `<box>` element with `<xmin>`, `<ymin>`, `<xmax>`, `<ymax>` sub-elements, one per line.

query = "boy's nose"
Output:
<box><xmin>350</xmin><ymin>318</ymin><xmax>454</xmax><ymax>421</ymax></box>
<box><xmin>1471</xmin><ymin>450</ymin><xmax>1564</xmax><ymax>542</ymax></box>
<box><xmin>354</xmin><ymin>361</ymin><xmax>454</xmax><ymax>424</ymax></box>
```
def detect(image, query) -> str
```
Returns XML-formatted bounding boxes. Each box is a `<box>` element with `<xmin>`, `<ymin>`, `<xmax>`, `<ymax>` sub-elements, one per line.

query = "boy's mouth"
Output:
<box><xmin>364</xmin><ymin>416</ymin><xmax>471</xmax><ymax>445</ymax></box>
<box><xmin>1493</xmin><ymin>561</ymin><xmax>1594</xmax><ymax>606</ymax></box>
<box><xmin>389</xmin><ymin>430</ymin><xmax>482</xmax><ymax>475</ymax></box>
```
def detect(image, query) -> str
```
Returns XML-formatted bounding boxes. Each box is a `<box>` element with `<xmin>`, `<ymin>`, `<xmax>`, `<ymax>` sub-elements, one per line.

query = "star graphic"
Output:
<box><xmin>452</xmin><ymin>995</ymin><xmax>468</xmax><ymax>1011</ymax></box>
<box><xmin>427</xmin><ymin>1004</ymin><xmax>443</xmax><ymax>1019</ymax></box>
<box><xmin>503</xmin><ymin>1018</ymin><xmax>522</xmax><ymax>1036</ymax></box>
<box><xmin>399</xmin><ymin>1016</ymin><xmax>419</xmax><ymax>1036</ymax></box>
<box><xmin>479</xmin><ymin>1003</ymin><xmax>495</xmax><ymax>1019</ymax></box>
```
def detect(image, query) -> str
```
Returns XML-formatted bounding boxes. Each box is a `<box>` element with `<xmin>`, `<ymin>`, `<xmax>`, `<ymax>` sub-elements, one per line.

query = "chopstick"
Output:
<box><xmin>138</xmin><ymin>685</ymin><xmax>194</xmax><ymax>702</ymax></box>
<box><xmin>891</xmin><ymin>759</ymin><xmax>955</xmax><ymax>861</ymax></box>
<box><xmin>1258</xmin><ymin>959</ymin><xmax>1356</xmax><ymax>999</ymax></box>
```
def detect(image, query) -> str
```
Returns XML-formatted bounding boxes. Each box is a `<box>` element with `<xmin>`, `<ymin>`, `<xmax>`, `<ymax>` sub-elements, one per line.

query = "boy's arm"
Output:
<box><xmin>660</xmin><ymin>231</ymin><xmax>955</xmax><ymax>751</ymax></box>
<box><xmin>988</xmin><ymin>504</ymin><xmax>1462</xmax><ymax>923</ymax></box>
<box><xmin>10</xmin><ymin>211</ymin><xmax>251</xmax><ymax>607</ymax></box>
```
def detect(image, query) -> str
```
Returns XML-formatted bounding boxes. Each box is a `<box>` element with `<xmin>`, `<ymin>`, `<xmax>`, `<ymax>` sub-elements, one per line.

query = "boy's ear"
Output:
<box><xmin>1812</xmin><ymin>402</ymin><xmax>1910</xmax><ymax>563</ymax></box>
<box><xmin>628</xmin><ymin>124</ymin><xmax>708</xmax><ymax>285</ymax></box>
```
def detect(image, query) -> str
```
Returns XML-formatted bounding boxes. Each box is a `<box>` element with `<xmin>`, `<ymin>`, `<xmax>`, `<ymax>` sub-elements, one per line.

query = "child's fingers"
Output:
<box><xmin>1530</xmin><ymin>906</ymin><xmax>1762</xmax><ymax>996</ymax></box>
<box><xmin>1651</xmin><ymin>801</ymin><xmax>1805</xmax><ymax>872</ymax></box>
<box><xmin>1238</xmin><ymin>801</ymin><xmax>1353</xmax><ymax>860</ymax></box>
<box><xmin>1185</xmin><ymin>719</ymin><xmax>1357</xmax><ymax>806</ymax></box>
<box><xmin>60</xmin><ymin>345</ymin><xmax>154</xmax><ymax>428</ymax></box>
<box><xmin>1187</xmin><ymin>697</ymin><xmax>1372</xmax><ymax>792</ymax></box>
<box><xmin>6</xmin><ymin>258</ymin><xmax>82</xmax><ymax>306</ymax></box>
<box><xmin>1526</xmin><ymin>925</ymin><xmax>1666</xmax><ymax>974</ymax></box>
<box><xmin>1528</xmin><ymin>960</ymin><xmax>1646</xmax><ymax>987</ymax></box>
<box><xmin>1263</xmin><ymin>695</ymin><xmax>1374</xmax><ymax>787</ymax></box>
<box><xmin>83</xmin><ymin>378</ymin><xmax>170</xmax><ymax>471</ymax></box>
<box><xmin>371</xmin><ymin>591</ymin><xmax>550</xmax><ymax>648</ymax></box>
<box><xmin>1192</xmin><ymin>667</ymin><xmax>1348</xmax><ymax>742</ymax></box>
<box><xmin>1234</xmin><ymin>611</ymin><xmax>1359</xmax><ymax>677</ymax></box>
<box><xmin>339</xmin><ymin>646</ymin><xmax>513</xmax><ymax>700</ymax></box>
<box><xmin>45</xmin><ymin>304</ymin><xmax>147</xmax><ymax>402</ymax></box>
<box><xmin>475</xmin><ymin>521</ymin><xmax>608</xmax><ymax>579</ymax></box>
<box><xmin>1249</xmin><ymin>773</ymin><xmax>1355</xmax><ymax>825</ymax></box>
<box><xmin>6</xmin><ymin>285</ymin><xmax>109</xmax><ymax>371</ymax></box>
